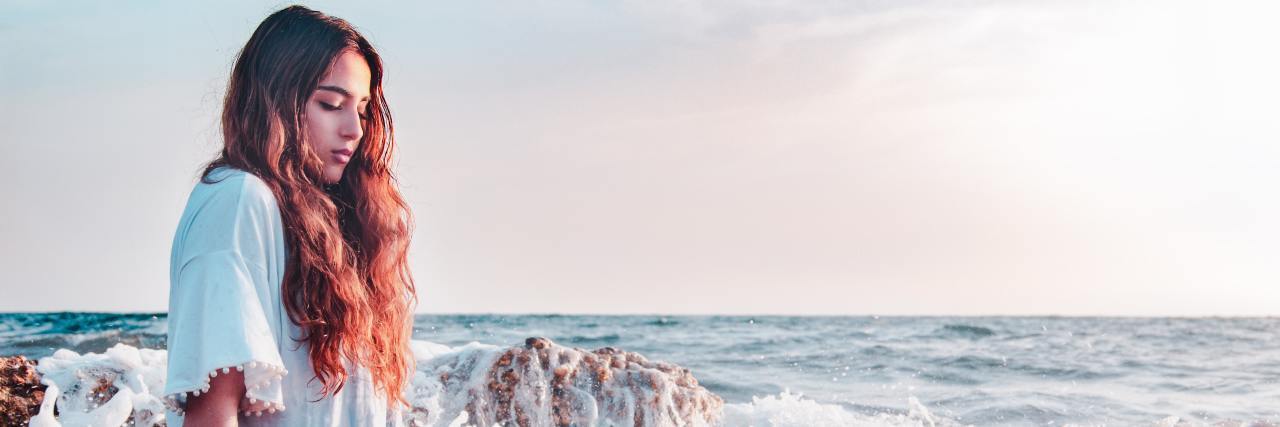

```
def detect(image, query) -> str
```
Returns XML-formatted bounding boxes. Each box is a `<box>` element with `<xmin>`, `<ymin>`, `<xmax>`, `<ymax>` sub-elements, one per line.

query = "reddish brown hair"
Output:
<box><xmin>201</xmin><ymin>5</ymin><xmax>415</xmax><ymax>406</ymax></box>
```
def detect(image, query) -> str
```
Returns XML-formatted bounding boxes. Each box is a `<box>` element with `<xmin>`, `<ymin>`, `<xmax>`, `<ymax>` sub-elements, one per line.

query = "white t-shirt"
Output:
<box><xmin>164</xmin><ymin>166</ymin><xmax>403</xmax><ymax>426</ymax></box>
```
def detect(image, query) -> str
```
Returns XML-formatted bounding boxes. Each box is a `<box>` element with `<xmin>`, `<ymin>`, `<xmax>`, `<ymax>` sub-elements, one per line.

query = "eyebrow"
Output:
<box><xmin>316</xmin><ymin>85</ymin><xmax>370</xmax><ymax>102</ymax></box>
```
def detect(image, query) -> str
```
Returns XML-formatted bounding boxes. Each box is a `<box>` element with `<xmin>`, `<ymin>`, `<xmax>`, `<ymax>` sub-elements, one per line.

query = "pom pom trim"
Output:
<box><xmin>163</xmin><ymin>360</ymin><xmax>288</xmax><ymax>417</ymax></box>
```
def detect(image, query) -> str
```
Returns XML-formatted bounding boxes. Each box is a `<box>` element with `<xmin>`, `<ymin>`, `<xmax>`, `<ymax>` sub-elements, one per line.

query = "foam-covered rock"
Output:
<box><xmin>404</xmin><ymin>337</ymin><xmax>724</xmax><ymax>426</ymax></box>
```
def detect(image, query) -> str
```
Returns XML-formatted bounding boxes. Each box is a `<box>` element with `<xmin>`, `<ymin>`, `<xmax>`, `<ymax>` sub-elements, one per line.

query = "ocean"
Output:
<box><xmin>1</xmin><ymin>313</ymin><xmax>1277</xmax><ymax>426</ymax></box>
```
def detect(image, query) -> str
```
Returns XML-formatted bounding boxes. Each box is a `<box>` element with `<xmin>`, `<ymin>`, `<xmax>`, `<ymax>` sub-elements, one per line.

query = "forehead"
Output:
<box><xmin>317</xmin><ymin>50</ymin><xmax>372</xmax><ymax>101</ymax></box>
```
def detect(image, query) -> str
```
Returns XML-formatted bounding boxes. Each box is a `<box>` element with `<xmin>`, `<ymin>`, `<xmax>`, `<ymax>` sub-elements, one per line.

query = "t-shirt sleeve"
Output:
<box><xmin>163</xmin><ymin>173</ymin><xmax>288</xmax><ymax>417</ymax></box>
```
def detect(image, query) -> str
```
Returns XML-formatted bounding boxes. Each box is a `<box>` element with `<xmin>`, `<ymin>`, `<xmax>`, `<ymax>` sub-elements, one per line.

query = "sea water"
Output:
<box><xmin>1</xmin><ymin>313</ymin><xmax>1277</xmax><ymax>426</ymax></box>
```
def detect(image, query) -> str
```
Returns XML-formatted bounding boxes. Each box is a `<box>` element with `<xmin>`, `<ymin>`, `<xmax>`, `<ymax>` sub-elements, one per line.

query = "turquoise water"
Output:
<box><xmin>2</xmin><ymin>313</ymin><xmax>1278</xmax><ymax>425</ymax></box>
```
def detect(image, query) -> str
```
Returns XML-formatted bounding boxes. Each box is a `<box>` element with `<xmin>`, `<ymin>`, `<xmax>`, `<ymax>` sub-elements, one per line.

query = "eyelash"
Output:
<box><xmin>319</xmin><ymin>102</ymin><xmax>369</xmax><ymax>120</ymax></box>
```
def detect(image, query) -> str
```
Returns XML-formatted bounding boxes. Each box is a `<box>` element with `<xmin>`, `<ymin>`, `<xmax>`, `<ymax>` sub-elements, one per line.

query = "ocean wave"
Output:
<box><xmin>646</xmin><ymin>318</ymin><xmax>680</xmax><ymax>327</ymax></box>
<box><xmin>935</xmin><ymin>324</ymin><xmax>996</xmax><ymax>339</ymax></box>
<box><xmin>722</xmin><ymin>391</ymin><xmax>961</xmax><ymax>427</ymax></box>
<box><xmin>562</xmin><ymin>333</ymin><xmax>622</xmax><ymax>346</ymax></box>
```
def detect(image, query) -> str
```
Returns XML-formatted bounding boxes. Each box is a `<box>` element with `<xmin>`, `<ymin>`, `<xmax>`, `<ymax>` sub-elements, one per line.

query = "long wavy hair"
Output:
<box><xmin>200</xmin><ymin>5</ymin><xmax>415</xmax><ymax>406</ymax></box>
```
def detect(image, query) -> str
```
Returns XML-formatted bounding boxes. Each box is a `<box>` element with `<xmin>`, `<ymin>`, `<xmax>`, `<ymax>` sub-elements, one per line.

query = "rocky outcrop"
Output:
<box><xmin>1</xmin><ymin>356</ymin><xmax>47</xmax><ymax>425</ymax></box>
<box><xmin>407</xmin><ymin>337</ymin><xmax>723</xmax><ymax>426</ymax></box>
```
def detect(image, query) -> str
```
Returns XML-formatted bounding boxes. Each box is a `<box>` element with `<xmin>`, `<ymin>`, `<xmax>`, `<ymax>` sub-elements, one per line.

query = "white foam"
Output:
<box><xmin>723</xmin><ymin>390</ymin><xmax>967</xmax><ymax>427</ymax></box>
<box><xmin>31</xmin><ymin>344</ymin><xmax>167</xmax><ymax>427</ymax></box>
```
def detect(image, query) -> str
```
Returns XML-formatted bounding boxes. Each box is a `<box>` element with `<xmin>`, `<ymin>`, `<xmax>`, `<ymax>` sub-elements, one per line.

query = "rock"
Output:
<box><xmin>408</xmin><ymin>337</ymin><xmax>724</xmax><ymax>427</ymax></box>
<box><xmin>0</xmin><ymin>355</ymin><xmax>47</xmax><ymax>425</ymax></box>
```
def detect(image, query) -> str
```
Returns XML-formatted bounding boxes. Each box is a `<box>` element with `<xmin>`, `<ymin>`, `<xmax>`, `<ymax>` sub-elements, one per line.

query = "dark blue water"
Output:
<box><xmin>3</xmin><ymin>313</ymin><xmax>1278</xmax><ymax>425</ymax></box>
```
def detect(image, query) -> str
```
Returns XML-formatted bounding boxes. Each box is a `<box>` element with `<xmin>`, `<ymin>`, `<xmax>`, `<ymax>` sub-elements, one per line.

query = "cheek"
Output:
<box><xmin>302</xmin><ymin>106</ymin><xmax>330</xmax><ymax>149</ymax></box>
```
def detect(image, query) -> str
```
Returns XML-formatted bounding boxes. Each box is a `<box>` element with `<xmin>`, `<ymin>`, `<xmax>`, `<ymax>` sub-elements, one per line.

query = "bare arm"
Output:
<box><xmin>182</xmin><ymin>370</ymin><xmax>245</xmax><ymax>426</ymax></box>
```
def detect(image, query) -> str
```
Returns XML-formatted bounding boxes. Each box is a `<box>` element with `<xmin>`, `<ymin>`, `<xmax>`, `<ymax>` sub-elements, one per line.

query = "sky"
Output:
<box><xmin>1</xmin><ymin>0</ymin><xmax>1278</xmax><ymax>316</ymax></box>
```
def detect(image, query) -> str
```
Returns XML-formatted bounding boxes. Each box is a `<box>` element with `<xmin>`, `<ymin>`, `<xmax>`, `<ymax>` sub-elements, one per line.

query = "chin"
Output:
<box><xmin>324</xmin><ymin>169</ymin><xmax>345</xmax><ymax>184</ymax></box>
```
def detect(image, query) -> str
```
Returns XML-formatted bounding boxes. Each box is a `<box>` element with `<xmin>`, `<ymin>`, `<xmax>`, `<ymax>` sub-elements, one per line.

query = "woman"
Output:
<box><xmin>163</xmin><ymin>5</ymin><xmax>416</xmax><ymax>426</ymax></box>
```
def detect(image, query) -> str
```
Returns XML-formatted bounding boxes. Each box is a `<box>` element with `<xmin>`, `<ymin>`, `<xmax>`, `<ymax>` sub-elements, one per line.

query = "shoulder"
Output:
<box><xmin>173</xmin><ymin>166</ymin><xmax>284</xmax><ymax>262</ymax></box>
<box><xmin>193</xmin><ymin>166</ymin><xmax>279</xmax><ymax>213</ymax></box>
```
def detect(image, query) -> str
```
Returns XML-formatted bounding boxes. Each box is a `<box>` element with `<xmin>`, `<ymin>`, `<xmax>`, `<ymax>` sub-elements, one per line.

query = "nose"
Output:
<box><xmin>340</xmin><ymin>110</ymin><xmax>364</xmax><ymax>142</ymax></box>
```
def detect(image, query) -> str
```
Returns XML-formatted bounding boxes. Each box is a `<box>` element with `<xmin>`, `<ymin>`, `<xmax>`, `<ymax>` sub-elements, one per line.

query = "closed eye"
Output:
<box><xmin>319</xmin><ymin>102</ymin><xmax>370</xmax><ymax>120</ymax></box>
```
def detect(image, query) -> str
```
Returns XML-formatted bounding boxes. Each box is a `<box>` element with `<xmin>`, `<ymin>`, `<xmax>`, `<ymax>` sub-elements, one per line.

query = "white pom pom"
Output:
<box><xmin>236</xmin><ymin>365</ymin><xmax>244</xmax><ymax>372</ymax></box>
<box><xmin>249</xmin><ymin>361</ymin><xmax>258</xmax><ymax>368</ymax></box>
<box><xmin>222</xmin><ymin>367</ymin><xmax>231</xmax><ymax>373</ymax></box>
<box><xmin>210</xmin><ymin>370</ymin><xmax>218</xmax><ymax>377</ymax></box>
<box><xmin>192</xmin><ymin>390</ymin><xmax>201</xmax><ymax>397</ymax></box>
<box><xmin>249</xmin><ymin>398</ymin><xmax>257</xmax><ymax>404</ymax></box>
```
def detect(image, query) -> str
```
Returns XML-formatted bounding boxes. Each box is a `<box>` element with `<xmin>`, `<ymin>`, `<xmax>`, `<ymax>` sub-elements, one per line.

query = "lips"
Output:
<box><xmin>331</xmin><ymin>148</ymin><xmax>353</xmax><ymax>164</ymax></box>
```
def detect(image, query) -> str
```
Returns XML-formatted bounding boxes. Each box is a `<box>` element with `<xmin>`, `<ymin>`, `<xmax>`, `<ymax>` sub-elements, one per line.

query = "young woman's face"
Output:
<box><xmin>304</xmin><ymin>50</ymin><xmax>372</xmax><ymax>184</ymax></box>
